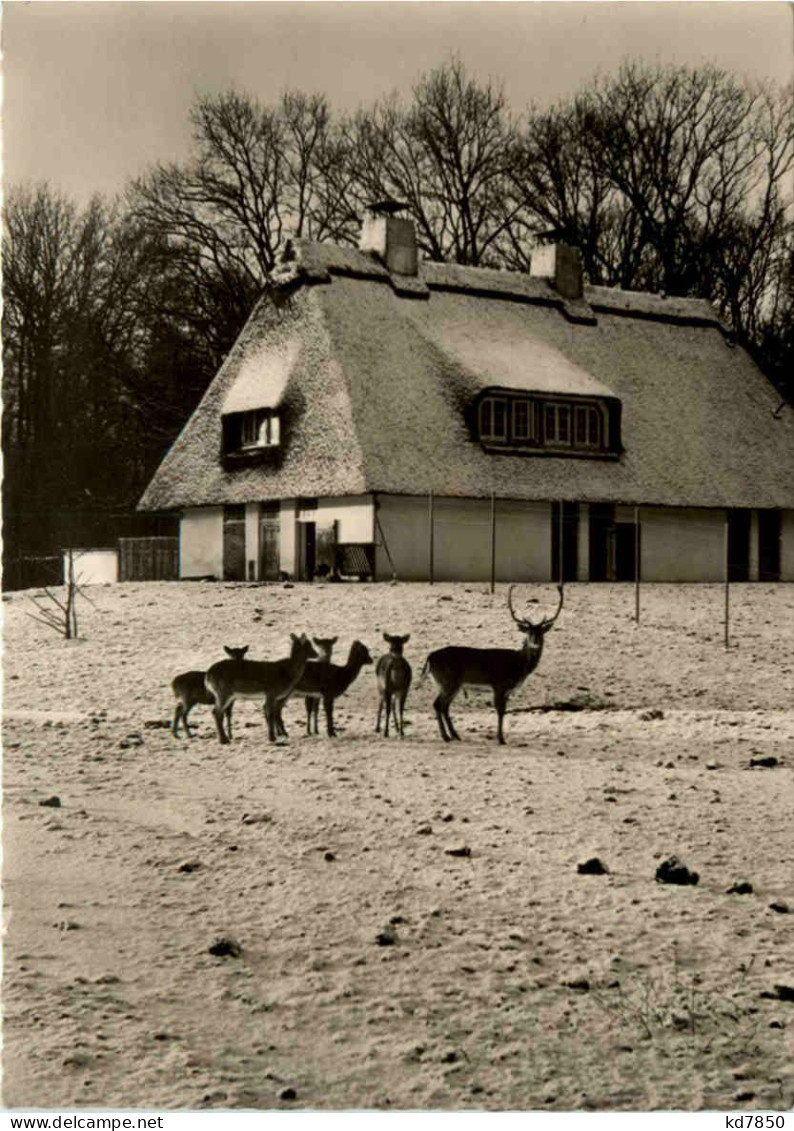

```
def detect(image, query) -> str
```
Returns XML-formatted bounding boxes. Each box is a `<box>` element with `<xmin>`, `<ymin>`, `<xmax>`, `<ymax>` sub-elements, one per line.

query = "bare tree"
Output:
<box><xmin>346</xmin><ymin>58</ymin><xmax>526</xmax><ymax>265</ymax></box>
<box><xmin>130</xmin><ymin>89</ymin><xmax>355</xmax><ymax>287</ymax></box>
<box><xmin>582</xmin><ymin>63</ymin><xmax>794</xmax><ymax>299</ymax></box>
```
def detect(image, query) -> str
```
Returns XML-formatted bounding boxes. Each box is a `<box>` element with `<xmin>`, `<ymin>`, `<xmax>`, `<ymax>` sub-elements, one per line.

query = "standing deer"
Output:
<box><xmin>205</xmin><ymin>634</ymin><xmax>318</xmax><ymax>744</ymax></box>
<box><xmin>423</xmin><ymin>584</ymin><xmax>564</xmax><ymax>745</ymax></box>
<box><xmin>276</xmin><ymin>640</ymin><xmax>373</xmax><ymax>738</ymax></box>
<box><xmin>171</xmin><ymin>646</ymin><xmax>248</xmax><ymax>739</ymax></box>
<box><xmin>376</xmin><ymin>633</ymin><xmax>412</xmax><ymax>738</ymax></box>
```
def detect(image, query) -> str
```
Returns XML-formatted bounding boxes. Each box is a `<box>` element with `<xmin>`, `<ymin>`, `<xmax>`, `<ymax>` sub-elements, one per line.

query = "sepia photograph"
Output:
<box><xmin>2</xmin><ymin>0</ymin><xmax>794</xmax><ymax>1116</ymax></box>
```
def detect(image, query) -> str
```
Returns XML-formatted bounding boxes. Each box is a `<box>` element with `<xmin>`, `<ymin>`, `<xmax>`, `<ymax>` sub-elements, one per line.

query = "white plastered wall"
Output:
<box><xmin>180</xmin><ymin>507</ymin><xmax>224</xmax><ymax>578</ymax></box>
<box><xmin>639</xmin><ymin>507</ymin><xmax>725</xmax><ymax>582</ymax></box>
<box><xmin>318</xmin><ymin>496</ymin><xmax>374</xmax><ymax>542</ymax></box>
<box><xmin>375</xmin><ymin>495</ymin><xmax>552</xmax><ymax>582</ymax></box>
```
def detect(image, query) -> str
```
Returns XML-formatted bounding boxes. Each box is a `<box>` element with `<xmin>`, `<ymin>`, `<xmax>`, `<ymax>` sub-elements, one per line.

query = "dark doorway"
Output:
<box><xmin>258</xmin><ymin>503</ymin><xmax>280</xmax><ymax>581</ymax></box>
<box><xmin>614</xmin><ymin>522</ymin><xmax>638</xmax><ymax>581</ymax></box>
<box><xmin>223</xmin><ymin>505</ymin><xmax>246</xmax><ymax>581</ymax></box>
<box><xmin>727</xmin><ymin>509</ymin><xmax>751</xmax><ymax>581</ymax></box>
<box><xmin>588</xmin><ymin>503</ymin><xmax>614</xmax><ymax>581</ymax></box>
<box><xmin>551</xmin><ymin>502</ymin><xmax>579</xmax><ymax>582</ymax></box>
<box><xmin>758</xmin><ymin>510</ymin><xmax>781</xmax><ymax>582</ymax></box>
<box><xmin>299</xmin><ymin>522</ymin><xmax>317</xmax><ymax>580</ymax></box>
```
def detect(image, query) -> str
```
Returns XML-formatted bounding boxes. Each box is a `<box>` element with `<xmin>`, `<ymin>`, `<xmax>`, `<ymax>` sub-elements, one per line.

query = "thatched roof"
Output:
<box><xmin>139</xmin><ymin>239</ymin><xmax>794</xmax><ymax>512</ymax></box>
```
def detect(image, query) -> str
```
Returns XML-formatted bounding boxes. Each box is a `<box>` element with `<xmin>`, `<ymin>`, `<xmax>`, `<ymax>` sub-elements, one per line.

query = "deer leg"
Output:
<box><xmin>225</xmin><ymin>704</ymin><xmax>233</xmax><ymax>742</ymax></box>
<box><xmin>173</xmin><ymin>704</ymin><xmax>184</xmax><ymax>738</ymax></box>
<box><xmin>311</xmin><ymin>699</ymin><xmax>320</xmax><ymax>735</ymax></box>
<box><xmin>323</xmin><ymin>693</ymin><xmax>336</xmax><ymax>738</ymax></box>
<box><xmin>433</xmin><ymin>695</ymin><xmax>452</xmax><ymax>742</ymax></box>
<box><xmin>383</xmin><ymin>691</ymin><xmax>392</xmax><ymax>737</ymax></box>
<box><xmin>395</xmin><ymin>694</ymin><xmax>406</xmax><ymax>738</ymax></box>
<box><xmin>441</xmin><ymin>688</ymin><xmax>462</xmax><ymax>741</ymax></box>
<box><xmin>444</xmin><ymin>703</ymin><xmax>461</xmax><ymax>741</ymax></box>
<box><xmin>183</xmin><ymin>705</ymin><xmax>196</xmax><ymax>739</ymax></box>
<box><xmin>212</xmin><ymin>700</ymin><xmax>230</xmax><ymax>744</ymax></box>
<box><xmin>494</xmin><ymin>689</ymin><xmax>508</xmax><ymax>745</ymax></box>
<box><xmin>265</xmin><ymin>696</ymin><xmax>281</xmax><ymax>743</ymax></box>
<box><xmin>376</xmin><ymin>695</ymin><xmax>383</xmax><ymax>733</ymax></box>
<box><xmin>277</xmin><ymin>704</ymin><xmax>289</xmax><ymax>738</ymax></box>
<box><xmin>304</xmin><ymin>697</ymin><xmax>313</xmax><ymax>737</ymax></box>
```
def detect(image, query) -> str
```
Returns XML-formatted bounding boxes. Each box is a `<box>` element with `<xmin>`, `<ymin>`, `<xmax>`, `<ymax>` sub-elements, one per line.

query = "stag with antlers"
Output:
<box><xmin>423</xmin><ymin>584</ymin><xmax>564</xmax><ymax>745</ymax></box>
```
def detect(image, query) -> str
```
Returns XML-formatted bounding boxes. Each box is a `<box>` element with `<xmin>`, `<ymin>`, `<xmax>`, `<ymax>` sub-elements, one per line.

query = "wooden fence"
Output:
<box><xmin>118</xmin><ymin>537</ymin><xmax>179</xmax><ymax>582</ymax></box>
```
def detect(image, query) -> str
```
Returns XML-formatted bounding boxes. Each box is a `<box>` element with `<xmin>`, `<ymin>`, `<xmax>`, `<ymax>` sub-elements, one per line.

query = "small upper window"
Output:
<box><xmin>226</xmin><ymin>409</ymin><xmax>280</xmax><ymax>455</ymax></box>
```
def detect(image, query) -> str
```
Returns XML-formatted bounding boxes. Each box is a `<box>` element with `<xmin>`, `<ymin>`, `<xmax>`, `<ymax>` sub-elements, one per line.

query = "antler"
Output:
<box><xmin>509</xmin><ymin>583</ymin><xmax>564</xmax><ymax>629</ymax></box>
<box><xmin>507</xmin><ymin>585</ymin><xmax>523</xmax><ymax>625</ymax></box>
<box><xmin>541</xmin><ymin>583</ymin><xmax>565</xmax><ymax>629</ymax></box>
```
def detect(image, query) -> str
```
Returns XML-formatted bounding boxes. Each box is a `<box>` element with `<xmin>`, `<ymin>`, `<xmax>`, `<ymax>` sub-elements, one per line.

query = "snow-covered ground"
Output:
<box><xmin>3</xmin><ymin>580</ymin><xmax>793</xmax><ymax>1110</ymax></box>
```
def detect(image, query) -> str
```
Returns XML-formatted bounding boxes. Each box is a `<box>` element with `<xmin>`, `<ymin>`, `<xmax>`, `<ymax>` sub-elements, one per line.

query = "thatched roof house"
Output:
<box><xmin>140</xmin><ymin>206</ymin><xmax>794</xmax><ymax>584</ymax></box>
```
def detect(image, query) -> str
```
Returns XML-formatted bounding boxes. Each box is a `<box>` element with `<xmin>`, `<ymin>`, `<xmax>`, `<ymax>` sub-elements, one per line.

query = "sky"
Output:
<box><xmin>3</xmin><ymin>1</ymin><xmax>794</xmax><ymax>203</ymax></box>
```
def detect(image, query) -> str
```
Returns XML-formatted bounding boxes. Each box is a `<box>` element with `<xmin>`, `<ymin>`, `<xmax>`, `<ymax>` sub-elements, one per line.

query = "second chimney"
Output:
<box><xmin>359</xmin><ymin>201</ymin><xmax>418</xmax><ymax>277</ymax></box>
<box><xmin>530</xmin><ymin>243</ymin><xmax>583</xmax><ymax>301</ymax></box>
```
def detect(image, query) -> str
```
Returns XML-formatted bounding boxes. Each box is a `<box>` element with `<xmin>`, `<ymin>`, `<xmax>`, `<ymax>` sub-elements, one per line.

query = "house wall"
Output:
<box><xmin>781</xmin><ymin>510</ymin><xmax>794</xmax><ymax>581</ymax></box>
<box><xmin>180</xmin><ymin>507</ymin><xmax>224</xmax><ymax>578</ymax></box>
<box><xmin>179</xmin><ymin>500</ymin><xmax>794</xmax><ymax>583</ymax></box>
<box><xmin>639</xmin><ymin>507</ymin><xmax>725</xmax><ymax>582</ymax></box>
<box><xmin>374</xmin><ymin>495</ymin><xmax>552</xmax><ymax>582</ymax></box>
<box><xmin>279</xmin><ymin>500</ymin><xmax>298</xmax><ymax>578</ymax></box>
<box><xmin>318</xmin><ymin>496</ymin><xmax>374</xmax><ymax>543</ymax></box>
<box><xmin>65</xmin><ymin>549</ymin><xmax>118</xmax><ymax>585</ymax></box>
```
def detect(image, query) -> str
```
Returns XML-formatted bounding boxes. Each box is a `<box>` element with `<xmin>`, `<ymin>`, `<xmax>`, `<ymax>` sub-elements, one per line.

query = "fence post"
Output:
<box><xmin>634</xmin><ymin>505</ymin><xmax>641</xmax><ymax>623</ymax></box>
<box><xmin>489</xmin><ymin>493</ymin><xmax>496</xmax><ymax>594</ymax></box>
<box><xmin>428</xmin><ymin>490</ymin><xmax>435</xmax><ymax>585</ymax></box>
<box><xmin>724</xmin><ymin>518</ymin><xmax>730</xmax><ymax>650</ymax></box>
<box><xmin>558</xmin><ymin>501</ymin><xmax>564</xmax><ymax>584</ymax></box>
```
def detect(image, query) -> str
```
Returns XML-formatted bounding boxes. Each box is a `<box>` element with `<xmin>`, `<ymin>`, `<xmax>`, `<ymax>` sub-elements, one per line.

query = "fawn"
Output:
<box><xmin>376</xmin><ymin>633</ymin><xmax>412</xmax><ymax>738</ymax></box>
<box><xmin>171</xmin><ymin>646</ymin><xmax>249</xmax><ymax>739</ymax></box>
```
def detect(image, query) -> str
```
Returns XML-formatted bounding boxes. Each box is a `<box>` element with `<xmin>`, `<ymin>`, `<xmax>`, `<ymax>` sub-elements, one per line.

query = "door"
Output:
<box><xmin>588</xmin><ymin>503</ymin><xmax>614</xmax><ymax>581</ymax></box>
<box><xmin>758</xmin><ymin>510</ymin><xmax>781</xmax><ymax>582</ymax></box>
<box><xmin>728</xmin><ymin>509</ymin><xmax>750</xmax><ymax>582</ymax></box>
<box><xmin>258</xmin><ymin>503</ymin><xmax>280</xmax><ymax>581</ymax></box>
<box><xmin>223</xmin><ymin>505</ymin><xmax>246</xmax><ymax>581</ymax></box>
<box><xmin>614</xmin><ymin>522</ymin><xmax>638</xmax><ymax>581</ymax></box>
<box><xmin>298</xmin><ymin>522</ymin><xmax>317</xmax><ymax>580</ymax></box>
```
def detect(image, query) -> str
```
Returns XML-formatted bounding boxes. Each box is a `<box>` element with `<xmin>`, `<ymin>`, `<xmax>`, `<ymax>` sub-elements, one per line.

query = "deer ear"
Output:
<box><xmin>330</xmin><ymin>636</ymin><xmax>338</xmax><ymax>645</ymax></box>
<box><xmin>291</xmin><ymin>633</ymin><xmax>298</xmax><ymax>642</ymax></box>
<box><xmin>224</xmin><ymin>646</ymin><xmax>235</xmax><ymax>658</ymax></box>
<box><xmin>383</xmin><ymin>632</ymin><xmax>391</xmax><ymax>643</ymax></box>
<box><xmin>402</xmin><ymin>634</ymin><xmax>411</xmax><ymax>644</ymax></box>
<box><xmin>241</xmin><ymin>646</ymin><xmax>249</xmax><ymax>657</ymax></box>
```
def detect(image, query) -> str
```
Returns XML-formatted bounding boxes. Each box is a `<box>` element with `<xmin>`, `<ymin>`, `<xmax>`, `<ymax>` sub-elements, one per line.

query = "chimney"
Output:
<box><xmin>359</xmin><ymin>201</ymin><xmax>418</xmax><ymax>277</ymax></box>
<box><xmin>530</xmin><ymin>243</ymin><xmax>583</xmax><ymax>301</ymax></box>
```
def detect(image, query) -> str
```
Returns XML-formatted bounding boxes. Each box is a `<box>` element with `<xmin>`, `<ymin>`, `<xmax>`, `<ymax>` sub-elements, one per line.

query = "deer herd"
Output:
<box><xmin>171</xmin><ymin>585</ymin><xmax>564</xmax><ymax>747</ymax></box>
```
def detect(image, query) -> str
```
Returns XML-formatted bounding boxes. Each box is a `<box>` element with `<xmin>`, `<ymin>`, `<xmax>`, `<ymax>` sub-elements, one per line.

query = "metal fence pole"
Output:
<box><xmin>428</xmin><ymin>489</ymin><xmax>435</xmax><ymax>585</ymax></box>
<box><xmin>558</xmin><ymin>501</ymin><xmax>564</xmax><ymax>584</ymax></box>
<box><xmin>634</xmin><ymin>505</ymin><xmax>641</xmax><ymax>623</ymax></box>
<box><xmin>489</xmin><ymin>492</ymin><xmax>496</xmax><ymax>594</ymax></box>
<box><xmin>724</xmin><ymin>518</ymin><xmax>730</xmax><ymax>649</ymax></box>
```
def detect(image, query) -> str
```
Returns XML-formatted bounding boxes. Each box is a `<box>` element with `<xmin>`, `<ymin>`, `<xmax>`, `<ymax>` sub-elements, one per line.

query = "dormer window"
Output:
<box><xmin>239</xmin><ymin>409</ymin><xmax>280</xmax><ymax>450</ymax></box>
<box><xmin>223</xmin><ymin>409</ymin><xmax>281</xmax><ymax>458</ymax></box>
<box><xmin>479</xmin><ymin>397</ymin><xmax>508</xmax><ymax>442</ymax></box>
<box><xmin>477</xmin><ymin>393</ymin><xmax>617</xmax><ymax>456</ymax></box>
